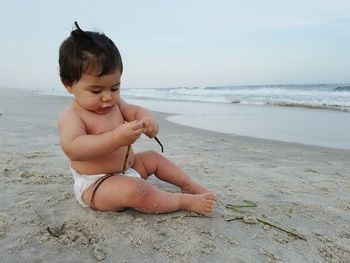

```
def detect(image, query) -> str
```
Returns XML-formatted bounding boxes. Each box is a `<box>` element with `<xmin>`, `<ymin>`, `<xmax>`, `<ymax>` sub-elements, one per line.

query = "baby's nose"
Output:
<box><xmin>101</xmin><ymin>92</ymin><xmax>112</xmax><ymax>101</ymax></box>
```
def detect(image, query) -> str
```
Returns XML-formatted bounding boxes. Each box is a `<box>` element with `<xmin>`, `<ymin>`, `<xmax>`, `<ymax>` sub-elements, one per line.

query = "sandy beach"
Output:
<box><xmin>0</xmin><ymin>88</ymin><xmax>350</xmax><ymax>262</ymax></box>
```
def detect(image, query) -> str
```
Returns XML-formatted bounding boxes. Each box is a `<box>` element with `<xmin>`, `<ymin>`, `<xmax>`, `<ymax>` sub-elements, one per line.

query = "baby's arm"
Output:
<box><xmin>58</xmin><ymin>110</ymin><xmax>143</xmax><ymax>161</ymax></box>
<box><xmin>119</xmin><ymin>98</ymin><xmax>159</xmax><ymax>138</ymax></box>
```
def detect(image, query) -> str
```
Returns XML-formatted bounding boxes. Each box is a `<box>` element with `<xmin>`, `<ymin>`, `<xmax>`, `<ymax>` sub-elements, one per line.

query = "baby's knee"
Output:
<box><xmin>147</xmin><ymin>150</ymin><xmax>166</xmax><ymax>164</ymax></box>
<box><xmin>136</xmin><ymin>179</ymin><xmax>149</xmax><ymax>198</ymax></box>
<box><xmin>146</xmin><ymin>150</ymin><xmax>161</xmax><ymax>158</ymax></box>
<box><xmin>127</xmin><ymin>179</ymin><xmax>157</xmax><ymax>209</ymax></box>
<box><xmin>127</xmin><ymin>179</ymin><xmax>152</xmax><ymax>202</ymax></box>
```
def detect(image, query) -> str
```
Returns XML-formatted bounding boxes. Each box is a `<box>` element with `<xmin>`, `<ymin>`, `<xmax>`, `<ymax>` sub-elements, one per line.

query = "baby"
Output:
<box><xmin>58</xmin><ymin>22</ymin><xmax>216</xmax><ymax>216</ymax></box>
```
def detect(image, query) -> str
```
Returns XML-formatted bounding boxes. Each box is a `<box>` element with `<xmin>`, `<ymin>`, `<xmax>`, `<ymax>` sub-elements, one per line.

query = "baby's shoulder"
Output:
<box><xmin>58</xmin><ymin>104</ymin><xmax>83</xmax><ymax>127</ymax></box>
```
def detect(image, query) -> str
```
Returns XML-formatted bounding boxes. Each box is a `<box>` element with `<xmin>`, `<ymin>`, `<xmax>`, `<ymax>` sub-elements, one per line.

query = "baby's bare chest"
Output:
<box><xmin>81</xmin><ymin>109</ymin><xmax>124</xmax><ymax>135</ymax></box>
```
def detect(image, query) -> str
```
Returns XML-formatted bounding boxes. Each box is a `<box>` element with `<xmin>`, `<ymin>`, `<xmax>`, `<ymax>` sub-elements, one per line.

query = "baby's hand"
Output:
<box><xmin>114</xmin><ymin>120</ymin><xmax>143</xmax><ymax>146</ymax></box>
<box><xmin>141</xmin><ymin>117</ymin><xmax>159</xmax><ymax>138</ymax></box>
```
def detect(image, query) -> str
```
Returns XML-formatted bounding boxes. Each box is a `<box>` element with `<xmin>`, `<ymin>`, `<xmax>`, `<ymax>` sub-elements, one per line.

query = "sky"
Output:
<box><xmin>0</xmin><ymin>0</ymin><xmax>349</xmax><ymax>91</ymax></box>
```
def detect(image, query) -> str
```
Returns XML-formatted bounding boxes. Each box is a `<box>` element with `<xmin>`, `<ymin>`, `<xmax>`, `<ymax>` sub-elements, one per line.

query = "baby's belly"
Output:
<box><xmin>71</xmin><ymin>147</ymin><xmax>134</xmax><ymax>175</ymax></box>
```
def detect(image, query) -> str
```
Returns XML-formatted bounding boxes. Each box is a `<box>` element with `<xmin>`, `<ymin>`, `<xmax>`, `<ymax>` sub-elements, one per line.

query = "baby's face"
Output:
<box><xmin>65</xmin><ymin>70</ymin><xmax>121</xmax><ymax>114</ymax></box>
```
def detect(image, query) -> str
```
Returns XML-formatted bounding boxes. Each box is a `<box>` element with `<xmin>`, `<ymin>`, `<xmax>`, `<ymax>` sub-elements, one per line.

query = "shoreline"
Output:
<box><xmin>6</xmin><ymin>87</ymin><xmax>350</xmax><ymax>150</ymax></box>
<box><xmin>0</xmin><ymin>88</ymin><xmax>350</xmax><ymax>262</ymax></box>
<box><xmin>128</xmin><ymin>98</ymin><xmax>350</xmax><ymax>151</ymax></box>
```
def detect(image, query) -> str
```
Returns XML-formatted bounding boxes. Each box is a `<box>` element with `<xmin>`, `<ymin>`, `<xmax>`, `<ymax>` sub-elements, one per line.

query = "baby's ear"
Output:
<box><xmin>63</xmin><ymin>83</ymin><xmax>74</xmax><ymax>94</ymax></box>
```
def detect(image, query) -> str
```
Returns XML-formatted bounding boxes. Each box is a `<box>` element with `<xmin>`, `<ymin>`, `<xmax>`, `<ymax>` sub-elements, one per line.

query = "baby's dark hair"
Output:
<box><xmin>59</xmin><ymin>22</ymin><xmax>123</xmax><ymax>86</ymax></box>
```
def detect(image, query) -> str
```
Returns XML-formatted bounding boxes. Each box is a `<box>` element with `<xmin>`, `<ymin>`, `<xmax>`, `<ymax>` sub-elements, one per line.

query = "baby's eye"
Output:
<box><xmin>90</xmin><ymin>90</ymin><xmax>101</xmax><ymax>94</ymax></box>
<box><xmin>111</xmin><ymin>87</ymin><xmax>120</xmax><ymax>92</ymax></box>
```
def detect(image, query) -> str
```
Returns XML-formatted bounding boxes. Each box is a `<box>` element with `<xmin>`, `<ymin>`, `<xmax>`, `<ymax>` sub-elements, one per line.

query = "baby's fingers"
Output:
<box><xmin>146</xmin><ymin>123</ymin><xmax>154</xmax><ymax>135</ymax></box>
<box><xmin>141</xmin><ymin>119</ymin><xmax>150</xmax><ymax>133</ymax></box>
<box><xmin>148</xmin><ymin>122</ymin><xmax>159</xmax><ymax>138</ymax></box>
<box><xmin>130</xmin><ymin>120</ymin><xmax>144</xmax><ymax>131</ymax></box>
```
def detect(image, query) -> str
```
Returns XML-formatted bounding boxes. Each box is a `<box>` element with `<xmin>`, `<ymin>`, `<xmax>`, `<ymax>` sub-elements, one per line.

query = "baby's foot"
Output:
<box><xmin>184</xmin><ymin>193</ymin><xmax>216</xmax><ymax>216</ymax></box>
<box><xmin>181</xmin><ymin>180</ymin><xmax>210</xmax><ymax>194</ymax></box>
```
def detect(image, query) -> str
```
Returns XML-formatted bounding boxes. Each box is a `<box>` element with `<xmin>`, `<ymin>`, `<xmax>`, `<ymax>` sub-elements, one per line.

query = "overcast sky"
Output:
<box><xmin>0</xmin><ymin>0</ymin><xmax>349</xmax><ymax>90</ymax></box>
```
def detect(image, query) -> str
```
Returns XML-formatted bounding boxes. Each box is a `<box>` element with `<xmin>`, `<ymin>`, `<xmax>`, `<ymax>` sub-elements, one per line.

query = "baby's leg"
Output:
<box><xmin>133</xmin><ymin>151</ymin><xmax>209</xmax><ymax>194</ymax></box>
<box><xmin>82</xmin><ymin>175</ymin><xmax>215</xmax><ymax>216</ymax></box>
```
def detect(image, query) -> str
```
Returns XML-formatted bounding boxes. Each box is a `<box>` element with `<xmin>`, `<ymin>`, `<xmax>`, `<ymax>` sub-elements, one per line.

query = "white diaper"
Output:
<box><xmin>70</xmin><ymin>167</ymin><xmax>142</xmax><ymax>207</ymax></box>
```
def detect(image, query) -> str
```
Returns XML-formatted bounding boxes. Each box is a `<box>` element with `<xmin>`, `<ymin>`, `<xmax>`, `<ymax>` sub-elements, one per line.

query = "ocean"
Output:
<box><xmin>121</xmin><ymin>83</ymin><xmax>350</xmax><ymax>112</ymax></box>
<box><xmin>43</xmin><ymin>83</ymin><xmax>350</xmax><ymax>149</ymax></box>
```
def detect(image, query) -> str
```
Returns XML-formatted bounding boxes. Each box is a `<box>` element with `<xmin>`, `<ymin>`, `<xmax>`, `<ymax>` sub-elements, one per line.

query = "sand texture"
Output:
<box><xmin>0</xmin><ymin>88</ymin><xmax>350</xmax><ymax>262</ymax></box>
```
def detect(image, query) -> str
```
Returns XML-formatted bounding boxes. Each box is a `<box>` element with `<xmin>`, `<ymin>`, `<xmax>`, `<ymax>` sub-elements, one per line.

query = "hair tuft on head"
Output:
<box><xmin>59</xmin><ymin>22</ymin><xmax>123</xmax><ymax>86</ymax></box>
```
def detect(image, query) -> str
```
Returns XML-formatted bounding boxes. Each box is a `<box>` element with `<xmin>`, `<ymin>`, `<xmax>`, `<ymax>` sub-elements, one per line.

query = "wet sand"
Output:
<box><xmin>0</xmin><ymin>88</ymin><xmax>349</xmax><ymax>262</ymax></box>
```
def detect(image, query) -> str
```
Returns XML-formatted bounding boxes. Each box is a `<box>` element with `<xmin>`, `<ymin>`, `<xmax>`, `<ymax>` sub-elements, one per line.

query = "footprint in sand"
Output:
<box><xmin>0</xmin><ymin>212</ymin><xmax>11</xmax><ymax>237</ymax></box>
<box><xmin>18</xmin><ymin>170</ymin><xmax>35</xmax><ymax>178</ymax></box>
<box><xmin>40</xmin><ymin>218</ymin><xmax>106</xmax><ymax>261</ymax></box>
<box><xmin>304</xmin><ymin>168</ymin><xmax>320</xmax><ymax>174</ymax></box>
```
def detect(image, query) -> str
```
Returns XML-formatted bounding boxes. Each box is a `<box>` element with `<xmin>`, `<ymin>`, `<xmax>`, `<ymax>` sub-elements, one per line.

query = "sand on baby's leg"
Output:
<box><xmin>132</xmin><ymin>151</ymin><xmax>210</xmax><ymax>194</ymax></box>
<box><xmin>82</xmin><ymin>175</ymin><xmax>216</xmax><ymax>216</ymax></box>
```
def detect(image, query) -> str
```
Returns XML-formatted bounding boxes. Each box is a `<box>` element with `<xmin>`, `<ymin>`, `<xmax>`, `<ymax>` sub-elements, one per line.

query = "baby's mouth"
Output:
<box><xmin>95</xmin><ymin>106</ymin><xmax>113</xmax><ymax>114</ymax></box>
